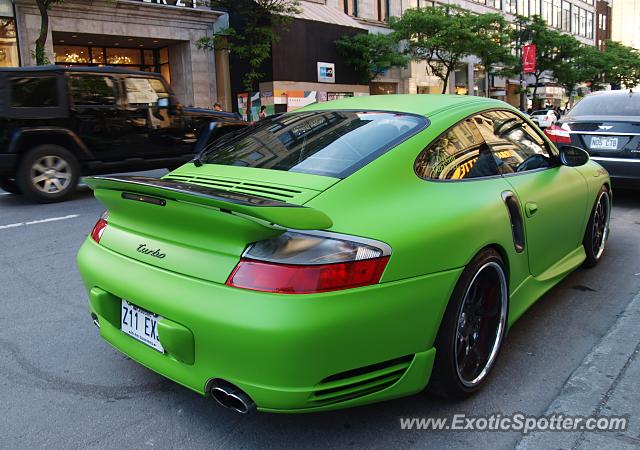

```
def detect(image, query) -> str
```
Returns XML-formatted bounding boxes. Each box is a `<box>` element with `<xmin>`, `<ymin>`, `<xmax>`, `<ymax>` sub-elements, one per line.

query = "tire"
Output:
<box><xmin>428</xmin><ymin>248</ymin><xmax>509</xmax><ymax>399</ymax></box>
<box><xmin>582</xmin><ymin>186</ymin><xmax>611</xmax><ymax>268</ymax></box>
<box><xmin>0</xmin><ymin>177</ymin><xmax>22</xmax><ymax>195</ymax></box>
<box><xmin>16</xmin><ymin>145</ymin><xmax>80</xmax><ymax>203</ymax></box>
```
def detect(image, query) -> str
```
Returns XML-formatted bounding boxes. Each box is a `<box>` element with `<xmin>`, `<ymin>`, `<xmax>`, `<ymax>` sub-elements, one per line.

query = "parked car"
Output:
<box><xmin>78</xmin><ymin>95</ymin><xmax>610</xmax><ymax>413</ymax></box>
<box><xmin>529</xmin><ymin>109</ymin><xmax>557</xmax><ymax>128</ymax></box>
<box><xmin>0</xmin><ymin>65</ymin><xmax>246</xmax><ymax>202</ymax></box>
<box><xmin>544</xmin><ymin>89</ymin><xmax>640</xmax><ymax>188</ymax></box>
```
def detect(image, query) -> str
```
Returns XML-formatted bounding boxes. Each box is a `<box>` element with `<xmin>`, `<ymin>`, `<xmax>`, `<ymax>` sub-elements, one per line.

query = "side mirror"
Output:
<box><xmin>157</xmin><ymin>97</ymin><xmax>170</xmax><ymax>109</ymax></box>
<box><xmin>559</xmin><ymin>145</ymin><xmax>589</xmax><ymax>167</ymax></box>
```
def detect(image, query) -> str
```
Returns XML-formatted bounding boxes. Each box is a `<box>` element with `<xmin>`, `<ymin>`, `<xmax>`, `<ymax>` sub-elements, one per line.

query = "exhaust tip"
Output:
<box><xmin>91</xmin><ymin>313</ymin><xmax>100</xmax><ymax>329</ymax></box>
<box><xmin>209</xmin><ymin>380</ymin><xmax>255</xmax><ymax>414</ymax></box>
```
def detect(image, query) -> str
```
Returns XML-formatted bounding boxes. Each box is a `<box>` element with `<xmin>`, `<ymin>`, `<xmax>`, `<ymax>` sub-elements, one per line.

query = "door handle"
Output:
<box><xmin>525</xmin><ymin>202</ymin><xmax>538</xmax><ymax>217</ymax></box>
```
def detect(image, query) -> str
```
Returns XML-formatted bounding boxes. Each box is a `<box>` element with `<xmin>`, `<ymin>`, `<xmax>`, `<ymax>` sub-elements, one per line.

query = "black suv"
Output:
<box><xmin>0</xmin><ymin>66</ymin><xmax>245</xmax><ymax>202</ymax></box>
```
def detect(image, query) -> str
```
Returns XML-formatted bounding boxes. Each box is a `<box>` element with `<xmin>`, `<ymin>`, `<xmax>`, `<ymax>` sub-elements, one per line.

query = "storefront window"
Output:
<box><xmin>0</xmin><ymin>0</ymin><xmax>19</xmax><ymax>68</ymax></box>
<box><xmin>53</xmin><ymin>44</ymin><xmax>170</xmax><ymax>78</ymax></box>
<box><xmin>55</xmin><ymin>45</ymin><xmax>90</xmax><ymax>64</ymax></box>
<box><xmin>454</xmin><ymin>64</ymin><xmax>469</xmax><ymax>95</ymax></box>
<box><xmin>106</xmin><ymin>47</ymin><xmax>141</xmax><ymax>66</ymax></box>
<box><xmin>474</xmin><ymin>65</ymin><xmax>486</xmax><ymax>97</ymax></box>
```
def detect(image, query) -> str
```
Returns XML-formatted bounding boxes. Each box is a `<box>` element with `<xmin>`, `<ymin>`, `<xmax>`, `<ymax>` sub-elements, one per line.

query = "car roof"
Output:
<box><xmin>297</xmin><ymin>94</ymin><xmax>509</xmax><ymax>118</ymax></box>
<box><xmin>0</xmin><ymin>64</ymin><xmax>163</xmax><ymax>77</ymax></box>
<box><xmin>585</xmin><ymin>89</ymin><xmax>637</xmax><ymax>98</ymax></box>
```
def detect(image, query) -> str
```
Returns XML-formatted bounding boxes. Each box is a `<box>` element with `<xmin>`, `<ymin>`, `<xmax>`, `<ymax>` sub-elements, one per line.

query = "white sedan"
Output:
<box><xmin>530</xmin><ymin>109</ymin><xmax>557</xmax><ymax>128</ymax></box>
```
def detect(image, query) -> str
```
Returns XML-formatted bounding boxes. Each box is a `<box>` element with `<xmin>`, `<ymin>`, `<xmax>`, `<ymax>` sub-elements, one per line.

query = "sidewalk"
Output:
<box><xmin>516</xmin><ymin>291</ymin><xmax>640</xmax><ymax>449</ymax></box>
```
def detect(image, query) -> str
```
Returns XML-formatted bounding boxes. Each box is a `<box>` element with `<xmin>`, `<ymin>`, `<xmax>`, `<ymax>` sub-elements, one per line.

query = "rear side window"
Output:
<box><xmin>415</xmin><ymin>110</ymin><xmax>552</xmax><ymax>180</ymax></box>
<box><xmin>569</xmin><ymin>93</ymin><xmax>640</xmax><ymax>116</ymax></box>
<box><xmin>200</xmin><ymin>111</ymin><xmax>426</xmax><ymax>178</ymax></box>
<box><xmin>10</xmin><ymin>77</ymin><xmax>59</xmax><ymax>107</ymax></box>
<box><xmin>68</xmin><ymin>75</ymin><xmax>116</xmax><ymax>105</ymax></box>
<box><xmin>414</xmin><ymin>117</ymin><xmax>494</xmax><ymax>180</ymax></box>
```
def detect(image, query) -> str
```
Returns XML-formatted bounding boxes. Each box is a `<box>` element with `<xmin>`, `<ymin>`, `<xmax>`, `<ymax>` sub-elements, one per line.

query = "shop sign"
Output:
<box><xmin>317</xmin><ymin>62</ymin><xmax>335</xmax><ymax>84</ymax></box>
<box><xmin>140</xmin><ymin>0</ymin><xmax>201</xmax><ymax>9</ymax></box>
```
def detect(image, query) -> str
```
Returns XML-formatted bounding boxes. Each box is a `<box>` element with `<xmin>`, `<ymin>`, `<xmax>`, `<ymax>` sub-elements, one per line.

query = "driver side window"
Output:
<box><xmin>474</xmin><ymin>110</ymin><xmax>551</xmax><ymax>174</ymax></box>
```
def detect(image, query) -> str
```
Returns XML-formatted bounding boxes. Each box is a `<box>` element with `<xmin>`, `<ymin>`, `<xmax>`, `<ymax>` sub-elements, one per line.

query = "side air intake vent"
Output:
<box><xmin>310</xmin><ymin>355</ymin><xmax>413</xmax><ymax>405</ymax></box>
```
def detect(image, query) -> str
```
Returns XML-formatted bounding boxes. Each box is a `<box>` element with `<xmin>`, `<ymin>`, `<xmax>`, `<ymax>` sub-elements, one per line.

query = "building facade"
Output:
<box><xmin>229</xmin><ymin>1</ymin><xmax>370</xmax><ymax>119</ymax></box>
<box><xmin>10</xmin><ymin>0</ymin><xmax>229</xmax><ymax>108</ymax></box>
<box><xmin>595</xmin><ymin>0</ymin><xmax>611</xmax><ymax>51</ymax></box>
<box><xmin>611</xmin><ymin>0</ymin><xmax>640</xmax><ymax>49</ymax></box>
<box><xmin>0</xmin><ymin>0</ymin><xmax>19</xmax><ymax>68</ymax></box>
<box><xmin>324</xmin><ymin>0</ymin><xmax>597</xmax><ymax>106</ymax></box>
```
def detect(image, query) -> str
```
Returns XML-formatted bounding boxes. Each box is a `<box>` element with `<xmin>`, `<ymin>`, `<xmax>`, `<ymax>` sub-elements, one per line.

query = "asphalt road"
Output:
<box><xmin>0</xmin><ymin>172</ymin><xmax>639</xmax><ymax>450</ymax></box>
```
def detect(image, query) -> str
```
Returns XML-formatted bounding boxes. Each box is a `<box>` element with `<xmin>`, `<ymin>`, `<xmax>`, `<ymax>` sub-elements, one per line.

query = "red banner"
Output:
<box><xmin>523</xmin><ymin>44</ymin><xmax>536</xmax><ymax>73</ymax></box>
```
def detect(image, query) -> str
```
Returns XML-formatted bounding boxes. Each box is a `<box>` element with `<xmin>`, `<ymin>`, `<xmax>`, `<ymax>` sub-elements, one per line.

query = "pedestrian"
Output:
<box><xmin>213</xmin><ymin>103</ymin><xmax>223</xmax><ymax>111</ymax></box>
<box><xmin>553</xmin><ymin>106</ymin><xmax>561</xmax><ymax>120</ymax></box>
<box><xmin>259</xmin><ymin>105</ymin><xmax>267</xmax><ymax>120</ymax></box>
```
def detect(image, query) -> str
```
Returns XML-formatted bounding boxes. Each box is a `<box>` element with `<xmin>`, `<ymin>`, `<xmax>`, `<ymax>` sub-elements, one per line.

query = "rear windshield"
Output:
<box><xmin>569</xmin><ymin>93</ymin><xmax>640</xmax><ymax>117</ymax></box>
<box><xmin>200</xmin><ymin>110</ymin><xmax>427</xmax><ymax>178</ymax></box>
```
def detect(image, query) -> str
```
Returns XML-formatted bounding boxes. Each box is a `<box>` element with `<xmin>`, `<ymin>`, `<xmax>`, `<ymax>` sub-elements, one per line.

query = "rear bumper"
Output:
<box><xmin>0</xmin><ymin>153</ymin><xmax>17</xmax><ymax>176</ymax></box>
<box><xmin>591</xmin><ymin>157</ymin><xmax>640</xmax><ymax>186</ymax></box>
<box><xmin>77</xmin><ymin>238</ymin><xmax>460</xmax><ymax>412</ymax></box>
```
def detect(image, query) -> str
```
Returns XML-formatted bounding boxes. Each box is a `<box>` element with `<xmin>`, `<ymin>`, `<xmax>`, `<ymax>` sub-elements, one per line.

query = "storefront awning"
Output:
<box><xmin>294</xmin><ymin>1</ymin><xmax>366</xmax><ymax>29</ymax></box>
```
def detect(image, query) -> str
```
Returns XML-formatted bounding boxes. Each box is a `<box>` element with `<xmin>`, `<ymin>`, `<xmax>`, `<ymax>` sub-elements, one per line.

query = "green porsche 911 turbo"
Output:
<box><xmin>77</xmin><ymin>95</ymin><xmax>611</xmax><ymax>414</ymax></box>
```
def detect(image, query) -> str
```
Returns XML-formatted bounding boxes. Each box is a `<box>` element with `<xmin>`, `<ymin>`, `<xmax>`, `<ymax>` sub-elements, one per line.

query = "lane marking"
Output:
<box><xmin>0</xmin><ymin>214</ymin><xmax>79</xmax><ymax>230</ymax></box>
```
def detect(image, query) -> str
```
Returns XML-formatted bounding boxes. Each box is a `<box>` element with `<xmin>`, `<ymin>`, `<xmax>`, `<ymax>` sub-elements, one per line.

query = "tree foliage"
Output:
<box><xmin>511</xmin><ymin>15</ymin><xmax>581</xmax><ymax>102</ymax></box>
<box><xmin>470</xmin><ymin>13</ymin><xmax>515</xmax><ymax>78</ymax></box>
<box><xmin>391</xmin><ymin>6</ymin><xmax>514</xmax><ymax>94</ymax></box>
<box><xmin>553</xmin><ymin>44</ymin><xmax>601</xmax><ymax>106</ymax></box>
<box><xmin>197</xmin><ymin>0</ymin><xmax>301</xmax><ymax>94</ymax></box>
<box><xmin>598</xmin><ymin>40</ymin><xmax>640</xmax><ymax>89</ymax></box>
<box><xmin>335</xmin><ymin>32</ymin><xmax>408</xmax><ymax>84</ymax></box>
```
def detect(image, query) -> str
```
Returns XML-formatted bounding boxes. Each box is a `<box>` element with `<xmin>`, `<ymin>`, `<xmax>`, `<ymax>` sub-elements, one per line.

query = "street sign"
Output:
<box><xmin>523</xmin><ymin>44</ymin><xmax>536</xmax><ymax>73</ymax></box>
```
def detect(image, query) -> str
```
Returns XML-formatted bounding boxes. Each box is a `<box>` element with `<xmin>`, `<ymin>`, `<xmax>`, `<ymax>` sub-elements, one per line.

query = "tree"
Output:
<box><xmin>511</xmin><ymin>15</ymin><xmax>580</xmax><ymax>104</ymax></box>
<box><xmin>197</xmin><ymin>0</ymin><xmax>301</xmax><ymax>95</ymax></box>
<box><xmin>554</xmin><ymin>44</ymin><xmax>600</xmax><ymax>108</ymax></box>
<box><xmin>599</xmin><ymin>40</ymin><xmax>640</xmax><ymax>89</ymax></box>
<box><xmin>469</xmin><ymin>13</ymin><xmax>515</xmax><ymax>95</ymax></box>
<box><xmin>334</xmin><ymin>32</ymin><xmax>407</xmax><ymax>84</ymax></box>
<box><xmin>391</xmin><ymin>5</ymin><xmax>476</xmax><ymax>94</ymax></box>
<box><xmin>34</xmin><ymin>0</ymin><xmax>64</xmax><ymax>65</ymax></box>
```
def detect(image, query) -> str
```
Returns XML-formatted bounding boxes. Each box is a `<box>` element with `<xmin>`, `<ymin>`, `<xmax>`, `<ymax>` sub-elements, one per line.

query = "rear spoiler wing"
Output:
<box><xmin>84</xmin><ymin>176</ymin><xmax>333</xmax><ymax>230</ymax></box>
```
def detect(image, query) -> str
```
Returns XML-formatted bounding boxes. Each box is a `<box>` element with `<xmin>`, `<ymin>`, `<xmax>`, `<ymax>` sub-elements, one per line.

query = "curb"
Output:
<box><xmin>515</xmin><ymin>290</ymin><xmax>640</xmax><ymax>449</ymax></box>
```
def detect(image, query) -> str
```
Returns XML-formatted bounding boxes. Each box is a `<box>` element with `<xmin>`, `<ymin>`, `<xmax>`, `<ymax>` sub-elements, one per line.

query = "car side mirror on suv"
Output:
<box><xmin>559</xmin><ymin>145</ymin><xmax>589</xmax><ymax>167</ymax></box>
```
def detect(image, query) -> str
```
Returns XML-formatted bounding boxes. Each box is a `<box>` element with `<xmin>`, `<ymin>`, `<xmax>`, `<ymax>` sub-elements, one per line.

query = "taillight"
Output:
<box><xmin>544</xmin><ymin>124</ymin><xmax>572</xmax><ymax>144</ymax></box>
<box><xmin>90</xmin><ymin>212</ymin><xmax>108</xmax><ymax>244</ymax></box>
<box><xmin>226</xmin><ymin>231</ymin><xmax>391</xmax><ymax>294</ymax></box>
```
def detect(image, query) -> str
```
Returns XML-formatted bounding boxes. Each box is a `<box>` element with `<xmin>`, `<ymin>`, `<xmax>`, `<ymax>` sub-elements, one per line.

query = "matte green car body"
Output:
<box><xmin>77</xmin><ymin>95</ymin><xmax>610</xmax><ymax>412</ymax></box>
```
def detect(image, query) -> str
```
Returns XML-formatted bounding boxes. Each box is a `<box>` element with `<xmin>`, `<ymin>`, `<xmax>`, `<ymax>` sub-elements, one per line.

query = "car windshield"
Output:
<box><xmin>569</xmin><ymin>93</ymin><xmax>640</xmax><ymax>117</ymax></box>
<box><xmin>200</xmin><ymin>110</ymin><xmax>427</xmax><ymax>178</ymax></box>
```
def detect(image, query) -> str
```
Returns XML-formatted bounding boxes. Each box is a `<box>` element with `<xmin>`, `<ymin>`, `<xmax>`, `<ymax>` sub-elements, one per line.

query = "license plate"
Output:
<box><xmin>121</xmin><ymin>300</ymin><xmax>164</xmax><ymax>353</ymax></box>
<box><xmin>590</xmin><ymin>136</ymin><xmax>618</xmax><ymax>150</ymax></box>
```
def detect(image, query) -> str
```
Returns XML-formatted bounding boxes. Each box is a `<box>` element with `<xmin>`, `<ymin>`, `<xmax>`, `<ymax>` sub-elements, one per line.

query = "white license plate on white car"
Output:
<box><xmin>590</xmin><ymin>136</ymin><xmax>618</xmax><ymax>150</ymax></box>
<box><xmin>121</xmin><ymin>300</ymin><xmax>164</xmax><ymax>353</ymax></box>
